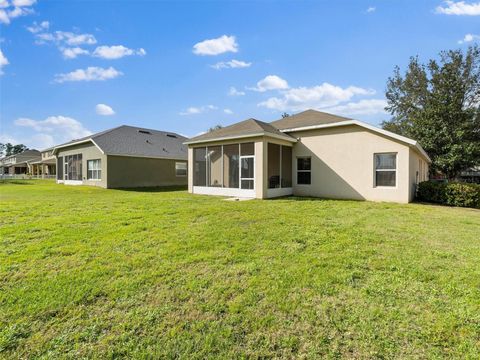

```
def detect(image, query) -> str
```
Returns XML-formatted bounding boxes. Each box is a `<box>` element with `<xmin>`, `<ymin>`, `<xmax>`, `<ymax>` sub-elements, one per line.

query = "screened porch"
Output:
<box><xmin>191</xmin><ymin>140</ymin><xmax>293</xmax><ymax>199</ymax></box>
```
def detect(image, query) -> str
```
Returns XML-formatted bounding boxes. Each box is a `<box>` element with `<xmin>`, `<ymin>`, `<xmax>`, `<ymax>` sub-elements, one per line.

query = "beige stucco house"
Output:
<box><xmin>0</xmin><ymin>149</ymin><xmax>41</xmax><ymax>175</ymax></box>
<box><xmin>185</xmin><ymin>110</ymin><xmax>431</xmax><ymax>203</ymax></box>
<box><xmin>29</xmin><ymin>148</ymin><xmax>57</xmax><ymax>178</ymax></box>
<box><xmin>53</xmin><ymin>125</ymin><xmax>188</xmax><ymax>188</ymax></box>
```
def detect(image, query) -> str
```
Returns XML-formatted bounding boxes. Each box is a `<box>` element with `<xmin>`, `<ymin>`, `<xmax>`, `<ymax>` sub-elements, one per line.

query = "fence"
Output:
<box><xmin>0</xmin><ymin>175</ymin><xmax>57</xmax><ymax>180</ymax></box>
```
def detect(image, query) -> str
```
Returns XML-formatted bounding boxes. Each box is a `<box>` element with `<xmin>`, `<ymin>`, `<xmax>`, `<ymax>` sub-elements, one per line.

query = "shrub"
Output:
<box><xmin>417</xmin><ymin>181</ymin><xmax>480</xmax><ymax>209</ymax></box>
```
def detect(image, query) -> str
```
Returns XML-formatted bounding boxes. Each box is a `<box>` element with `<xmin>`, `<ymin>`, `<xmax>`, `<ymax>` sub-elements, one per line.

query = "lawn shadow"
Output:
<box><xmin>0</xmin><ymin>180</ymin><xmax>35</xmax><ymax>185</ymax></box>
<box><xmin>413</xmin><ymin>200</ymin><xmax>480</xmax><ymax>211</ymax></box>
<box><xmin>113</xmin><ymin>185</ymin><xmax>187</xmax><ymax>193</ymax></box>
<box><xmin>266</xmin><ymin>195</ymin><xmax>364</xmax><ymax>203</ymax></box>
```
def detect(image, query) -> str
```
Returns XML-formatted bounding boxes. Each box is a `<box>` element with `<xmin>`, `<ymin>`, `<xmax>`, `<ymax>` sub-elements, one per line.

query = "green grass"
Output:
<box><xmin>1</xmin><ymin>180</ymin><xmax>480</xmax><ymax>359</ymax></box>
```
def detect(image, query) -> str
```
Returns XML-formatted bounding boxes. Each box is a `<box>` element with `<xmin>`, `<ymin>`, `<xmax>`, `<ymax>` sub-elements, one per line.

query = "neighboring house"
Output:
<box><xmin>29</xmin><ymin>147</ymin><xmax>57</xmax><ymax>178</ymax></box>
<box><xmin>53</xmin><ymin>125</ymin><xmax>188</xmax><ymax>188</ymax></box>
<box><xmin>0</xmin><ymin>150</ymin><xmax>41</xmax><ymax>175</ymax></box>
<box><xmin>185</xmin><ymin>109</ymin><xmax>431</xmax><ymax>203</ymax></box>
<box><xmin>458</xmin><ymin>166</ymin><xmax>480</xmax><ymax>184</ymax></box>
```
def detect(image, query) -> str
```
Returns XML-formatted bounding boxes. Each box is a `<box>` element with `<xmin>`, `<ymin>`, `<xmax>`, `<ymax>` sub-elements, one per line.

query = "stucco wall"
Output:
<box><xmin>55</xmin><ymin>142</ymin><xmax>107</xmax><ymax>187</ymax></box>
<box><xmin>107</xmin><ymin>155</ymin><xmax>187</xmax><ymax>188</ymax></box>
<box><xmin>408</xmin><ymin>149</ymin><xmax>430</xmax><ymax>201</ymax></box>
<box><xmin>289</xmin><ymin>125</ymin><xmax>412</xmax><ymax>203</ymax></box>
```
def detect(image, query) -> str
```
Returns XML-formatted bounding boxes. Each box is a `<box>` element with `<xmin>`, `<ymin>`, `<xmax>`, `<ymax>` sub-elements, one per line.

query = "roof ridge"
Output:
<box><xmin>90</xmin><ymin>125</ymin><xmax>127</xmax><ymax>140</ymax></box>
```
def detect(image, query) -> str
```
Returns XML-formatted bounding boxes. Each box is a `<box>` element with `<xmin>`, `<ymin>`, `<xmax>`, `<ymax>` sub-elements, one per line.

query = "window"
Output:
<box><xmin>281</xmin><ymin>146</ymin><xmax>292</xmax><ymax>187</ymax></box>
<box><xmin>267</xmin><ymin>143</ymin><xmax>292</xmax><ymax>189</ymax></box>
<box><xmin>207</xmin><ymin>146</ymin><xmax>222</xmax><ymax>187</ymax></box>
<box><xmin>64</xmin><ymin>154</ymin><xmax>82</xmax><ymax>180</ymax></box>
<box><xmin>138</xmin><ymin>130</ymin><xmax>151</xmax><ymax>135</ymax></box>
<box><xmin>57</xmin><ymin>156</ymin><xmax>63</xmax><ymax>180</ymax></box>
<box><xmin>87</xmin><ymin>159</ymin><xmax>101</xmax><ymax>180</ymax></box>
<box><xmin>297</xmin><ymin>157</ymin><xmax>311</xmax><ymax>185</ymax></box>
<box><xmin>268</xmin><ymin>143</ymin><xmax>281</xmax><ymax>188</ymax></box>
<box><xmin>374</xmin><ymin>153</ymin><xmax>396</xmax><ymax>187</ymax></box>
<box><xmin>193</xmin><ymin>148</ymin><xmax>207</xmax><ymax>186</ymax></box>
<box><xmin>240</xmin><ymin>143</ymin><xmax>255</xmax><ymax>189</ymax></box>
<box><xmin>223</xmin><ymin>144</ymin><xmax>239</xmax><ymax>188</ymax></box>
<box><xmin>193</xmin><ymin>143</ymin><xmax>254</xmax><ymax>190</ymax></box>
<box><xmin>175</xmin><ymin>162</ymin><xmax>187</xmax><ymax>177</ymax></box>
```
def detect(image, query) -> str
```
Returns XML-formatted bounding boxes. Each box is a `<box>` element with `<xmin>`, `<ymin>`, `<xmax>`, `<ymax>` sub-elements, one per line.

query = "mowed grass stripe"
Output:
<box><xmin>0</xmin><ymin>180</ymin><xmax>479</xmax><ymax>358</ymax></box>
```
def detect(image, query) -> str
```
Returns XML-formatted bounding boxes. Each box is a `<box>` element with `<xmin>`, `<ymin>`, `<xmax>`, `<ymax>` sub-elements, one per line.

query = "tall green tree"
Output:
<box><xmin>383</xmin><ymin>45</ymin><xmax>480</xmax><ymax>179</ymax></box>
<box><xmin>208</xmin><ymin>125</ymin><xmax>223</xmax><ymax>133</ymax></box>
<box><xmin>0</xmin><ymin>143</ymin><xmax>28</xmax><ymax>157</ymax></box>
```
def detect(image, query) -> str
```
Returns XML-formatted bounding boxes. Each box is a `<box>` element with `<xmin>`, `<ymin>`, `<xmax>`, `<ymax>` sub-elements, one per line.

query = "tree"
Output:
<box><xmin>383</xmin><ymin>45</ymin><xmax>480</xmax><ymax>179</ymax></box>
<box><xmin>0</xmin><ymin>143</ymin><xmax>28</xmax><ymax>157</ymax></box>
<box><xmin>281</xmin><ymin>112</ymin><xmax>290</xmax><ymax>118</ymax></box>
<box><xmin>208</xmin><ymin>125</ymin><xmax>223</xmax><ymax>132</ymax></box>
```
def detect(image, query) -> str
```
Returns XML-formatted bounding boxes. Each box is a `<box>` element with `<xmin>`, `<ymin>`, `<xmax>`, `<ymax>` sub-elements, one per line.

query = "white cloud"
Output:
<box><xmin>92</xmin><ymin>45</ymin><xmax>146</xmax><ymax>59</ymax></box>
<box><xmin>179</xmin><ymin>105</ymin><xmax>218</xmax><ymax>115</ymax></box>
<box><xmin>249</xmin><ymin>75</ymin><xmax>289</xmax><ymax>92</ymax></box>
<box><xmin>26</xmin><ymin>20</ymin><xmax>49</xmax><ymax>33</ymax></box>
<box><xmin>14</xmin><ymin>115</ymin><xmax>92</xmax><ymax>148</ymax></box>
<box><xmin>0</xmin><ymin>10</ymin><xmax>9</xmax><ymax>24</ymax></box>
<box><xmin>95</xmin><ymin>103</ymin><xmax>115</xmax><ymax>116</ymax></box>
<box><xmin>224</xmin><ymin>108</ymin><xmax>233</xmax><ymax>114</ymax></box>
<box><xmin>55</xmin><ymin>31</ymin><xmax>97</xmax><ymax>46</ymax></box>
<box><xmin>61</xmin><ymin>47</ymin><xmax>89</xmax><ymax>59</ymax></box>
<box><xmin>32</xmin><ymin>30</ymin><xmax>97</xmax><ymax>46</ymax></box>
<box><xmin>0</xmin><ymin>133</ymin><xmax>19</xmax><ymax>145</ymax></box>
<box><xmin>458</xmin><ymin>33</ymin><xmax>480</xmax><ymax>43</ymax></box>
<box><xmin>12</xmin><ymin>0</ymin><xmax>36</xmax><ymax>6</ymax></box>
<box><xmin>193</xmin><ymin>35</ymin><xmax>238</xmax><ymax>56</ymax></box>
<box><xmin>366</xmin><ymin>6</ymin><xmax>376</xmax><ymax>13</ymax></box>
<box><xmin>29</xmin><ymin>133</ymin><xmax>55</xmax><ymax>149</ymax></box>
<box><xmin>28</xmin><ymin>24</ymin><xmax>146</xmax><ymax>62</ymax></box>
<box><xmin>34</xmin><ymin>32</ymin><xmax>55</xmax><ymax>43</ymax></box>
<box><xmin>211</xmin><ymin>59</ymin><xmax>251</xmax><ymax>69</ymax></box>
<box><xmin>0</xmin><ymin>0</ymin><xmax>36</xmax><ymax>24</ymax></box>
<box><xmin>54</xmin><ymin>66</ymin><xmax>123</xmax><ymax>83</ymax></box>
<box><xmin>436</xmin><ymin>1</ymin><xmax>480</xmax><ymax>15</ymax></box>
<box><xmin>0</xmin><ymin>4</ymin><xmax>33</xmax><ymax>24</ymax></box>
<box><xmin>0</xmin><ymin>49</ymin><xmax>9</xmax><ymax>75</ymax></box>
<box><xmin>323</xmin><ymin>99</ymin><xmax>387</xmax><ymax>116</ymax></box>
<box><xmin>228</xmin><ymin>86</ymin><xmax>245</xmax><ymax>96</ymax></box>
<box><xmin>258</xmin><ymin>82</ymin><xmax>376</xmax><ymax>112</ymax></box>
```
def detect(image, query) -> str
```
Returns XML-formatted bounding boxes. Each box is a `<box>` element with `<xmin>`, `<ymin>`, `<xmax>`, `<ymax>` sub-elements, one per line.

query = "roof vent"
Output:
<box><xmin>166</xmin><ymin>134</ymin><xmax>177</xmax><ymax>138</ymax></box>
<box><xmin>138</xmin><ymin>130</ymin><xmax>151</xmax><ymax>135</ymax></box>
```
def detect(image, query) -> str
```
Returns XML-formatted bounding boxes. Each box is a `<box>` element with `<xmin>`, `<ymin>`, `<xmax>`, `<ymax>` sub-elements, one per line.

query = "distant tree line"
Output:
<box><xmin>0</xmin><ymin>143</ymin><xmax>28</xmax><ymax>157</ymax></box>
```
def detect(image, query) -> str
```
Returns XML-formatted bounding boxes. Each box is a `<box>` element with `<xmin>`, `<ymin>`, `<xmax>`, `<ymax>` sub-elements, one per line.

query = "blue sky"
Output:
<box><xmin>0</xmin><ymin>0</ymin><xmax>479</xmax><ymax>149</ymax></box>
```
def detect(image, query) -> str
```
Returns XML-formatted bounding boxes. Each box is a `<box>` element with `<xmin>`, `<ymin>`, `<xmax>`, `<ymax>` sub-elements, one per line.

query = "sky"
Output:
<box><xmin>0</xmin><ymin>0</ymin><xmax>479</xmax><ymax>150</ymax></box>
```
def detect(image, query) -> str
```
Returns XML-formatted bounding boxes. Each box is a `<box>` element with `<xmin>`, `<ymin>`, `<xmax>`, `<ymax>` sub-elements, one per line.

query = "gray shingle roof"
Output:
<box><xmin>185</xmin><ymin>118</ymin><xmax>296</xmax><ymax>144</ymax></box>
<box><xmin>54</xmin><ymin>125</ymin><xmax>188</xmax><ymax>160</ymax></box>
<box><xmin>270</xmin><ymin>109</ymin><xmax>351</xmax><ymax>130</ymax></box>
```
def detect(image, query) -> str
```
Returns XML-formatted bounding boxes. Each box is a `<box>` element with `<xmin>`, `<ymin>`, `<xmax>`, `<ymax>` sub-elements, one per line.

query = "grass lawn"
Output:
<box><xmin>1</xmin><ymin>180</ymin><xmax>479</xmax><ymax>358</ymax></box>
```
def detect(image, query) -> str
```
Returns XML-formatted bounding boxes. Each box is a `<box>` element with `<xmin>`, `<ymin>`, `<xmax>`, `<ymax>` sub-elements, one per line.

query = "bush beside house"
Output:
<box><xmin>417</xmin><ymin>181</ymin><xmax>480</xmax><ymax>209</ymax></box>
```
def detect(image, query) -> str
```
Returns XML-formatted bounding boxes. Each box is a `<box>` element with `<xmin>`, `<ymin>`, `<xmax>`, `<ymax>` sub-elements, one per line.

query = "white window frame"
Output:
<box><xmin>374</xmin><ymin>152</ymin><xmax>397</xmax><ymax>188</ymax></box>
<box><xmin>175</xmin><ymin>162</ymin><xmax>187</xmax><ymax>177</ymax></box>
<box><xmin>240</xmin><ymin>154</ymin><xmax>255</xmax><ymax>190</ymax></box>
<box><xmin>296</xmin><ymin>156</ymin><xmax>311</xmax><ymax>185</ymax></box>
<box><xmin>87</xmin><ymin>159</ymin><xmax>102</xmax><ymax>181</ymax></box>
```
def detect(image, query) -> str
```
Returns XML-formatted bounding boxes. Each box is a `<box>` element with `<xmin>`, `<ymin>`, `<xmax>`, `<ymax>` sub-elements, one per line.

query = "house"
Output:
<box><xmin>29</xmin><ymin>147</ymin><xmax>57</xmax><ymax>178</ymax></box>
<box><xmin>185</xmin><ymin>109</ymin><xmax>431</xmax><ymax>203</ymax></box>
<box><xmin>458</xmin><ymin>166</ymin><xmax>480</xmax><ymax>184</ymax></box>
<box><xmin>53</xmin><ymin>125</ymin><xmax>188</xmax><ymax>188</ymax></box>
<box><xmin>0</xmin><ymin>149</ymin><xmax>41</xmax><ymax>175</ymax></box>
